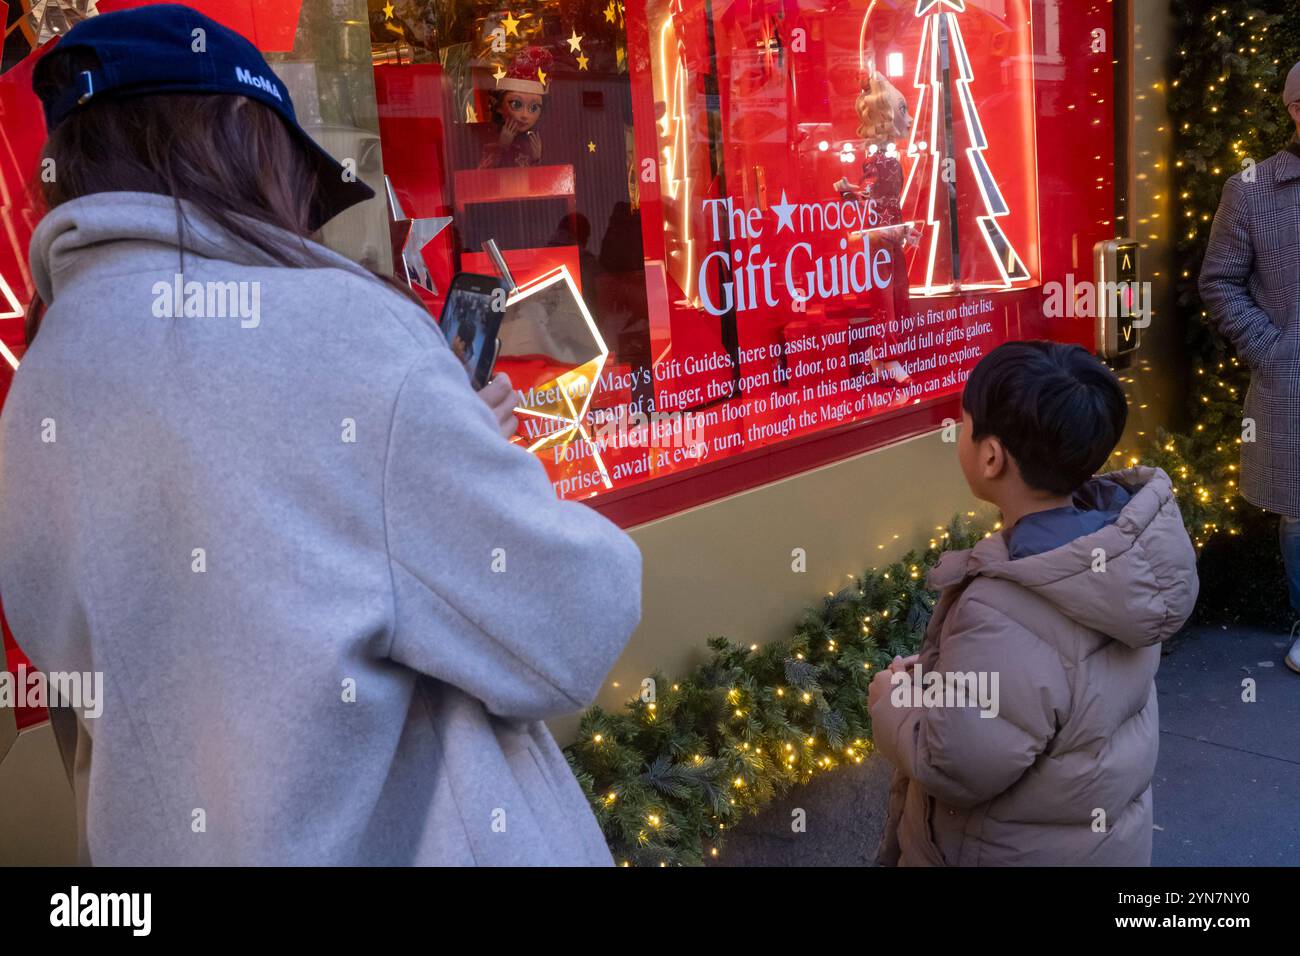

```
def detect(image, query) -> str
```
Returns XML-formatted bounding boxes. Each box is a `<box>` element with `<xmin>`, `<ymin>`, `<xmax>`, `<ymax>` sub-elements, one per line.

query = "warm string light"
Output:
<box><xmin>574</xmin><ymin>512</ymin><xmax>988</xmax><ymax>866</ymax></box>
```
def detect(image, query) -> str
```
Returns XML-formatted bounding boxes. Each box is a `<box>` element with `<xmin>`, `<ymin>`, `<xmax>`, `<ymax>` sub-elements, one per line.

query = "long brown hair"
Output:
<box><xmin>25</xmin><ymin>46</ymin><xmax>420</xmax><ymax>346</ymax></box>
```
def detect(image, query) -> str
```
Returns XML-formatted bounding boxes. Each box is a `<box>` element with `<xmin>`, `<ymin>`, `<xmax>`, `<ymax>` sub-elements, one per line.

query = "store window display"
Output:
<box><xmin>0</xmin><ymin>0</ymin><xmax>1119</xmax><ymax>515</ymax></box>
<box><xmin>364</xmin><ymin>0</ymin><xmax>1113</xmax><ymax>511</ymax></box>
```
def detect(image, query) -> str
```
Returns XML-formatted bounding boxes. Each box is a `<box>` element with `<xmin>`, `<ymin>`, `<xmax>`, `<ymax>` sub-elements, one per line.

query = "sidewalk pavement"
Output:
<box><xmin>715</xmin><ymin>624</ymin><xmax>1300</xmax><ymax>866</ymax></box>
<box><xmin>1152</xmin><ymin>624</ymin><xmax>1299</xmax><ymax>865</ymax></box>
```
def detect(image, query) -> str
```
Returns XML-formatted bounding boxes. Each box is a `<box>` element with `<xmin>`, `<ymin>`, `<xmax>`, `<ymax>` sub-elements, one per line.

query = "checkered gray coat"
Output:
<box><xmin>1200</xmin><ymin>144</ymin><xmax>1300</xmax><ymax>518</ymax></box>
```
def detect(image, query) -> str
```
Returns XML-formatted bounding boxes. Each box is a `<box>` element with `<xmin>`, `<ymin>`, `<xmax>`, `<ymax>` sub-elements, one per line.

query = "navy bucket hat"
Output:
<box><xmin>32</xmin><ymin>3</ymin><xmax>375</xmax><ymax>230</ymax></box>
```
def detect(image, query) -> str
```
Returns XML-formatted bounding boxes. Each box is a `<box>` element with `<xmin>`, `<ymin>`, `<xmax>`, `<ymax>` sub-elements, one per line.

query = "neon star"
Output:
<box><xmin>383</xmin><ymin>1</ymin><xmax>394</xmax><ymax>19</ymax></box>
<box><xmin>604</xmin><ymin>3</ymin><xmax>617</xmax><ymax>24</ymax></box>
<box><xmin>914</xmin><ymin>0</ymin><xmax>965</xmax><ymax>13</ymax></box>
<box><xmin>588</xmin><ymin>141</ymin><xmax>597</xmax><ymax>153</ymax></box>
<box><xmin>577</xmin><ymin>53</ymin><xmax>590</xmax><ymax>71</ymax></box>
<box><xmin>567</xmin><ymin>29</ymin><xmax>584</xmax><ymax>53</ymax></box>
<box><xmin>771</xmin><ymin>190</ymin><xmax>797</xmax><ymax>233</ymax></box>
<box><xmin>493</xmin><ymin>64</ymin><xmax>507</xmax><ymax>83</ymax></box>
<box><xmin>537</xmin><ymin>67</ymin><xmax>548</xmax><ymax>85</ymax></box>
<box><xmin>502</xmin><ymin>11</ymin><xmax>520</xmax><ymax>36</ymax></box>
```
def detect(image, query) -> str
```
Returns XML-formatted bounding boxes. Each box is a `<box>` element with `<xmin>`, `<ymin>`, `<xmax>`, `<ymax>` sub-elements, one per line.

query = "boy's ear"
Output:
<box><xmin>980</xmin><ymin>435</ymin><xmax>1009</xmax><ymax>481</ymax></box>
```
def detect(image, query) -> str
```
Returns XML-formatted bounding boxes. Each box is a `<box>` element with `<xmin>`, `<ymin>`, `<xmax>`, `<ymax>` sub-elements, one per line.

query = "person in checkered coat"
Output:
<box><xmin>1200</xmin><ymin>60</ymin><xmax>1300</xmax><ymax>674</ymax></box>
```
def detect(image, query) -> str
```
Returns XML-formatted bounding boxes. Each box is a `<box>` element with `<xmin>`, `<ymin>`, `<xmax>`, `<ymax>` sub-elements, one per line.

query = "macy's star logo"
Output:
<box><xmin>771</xmin><ymin>190</ymin><xmax>797</xmax><ymax>233</ymax></box>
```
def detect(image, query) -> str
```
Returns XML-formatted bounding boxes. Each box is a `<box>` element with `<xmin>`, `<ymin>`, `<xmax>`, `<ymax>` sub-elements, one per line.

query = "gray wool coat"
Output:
<box><xmin>0</xmin><ymin>191</ymin><xmax>642</xmax><ymax>865</ymax></box>
<box><xmin>1200</xmin><ymin>141</ymin><xmax>1300</xmax><ymax>518</ymax></box>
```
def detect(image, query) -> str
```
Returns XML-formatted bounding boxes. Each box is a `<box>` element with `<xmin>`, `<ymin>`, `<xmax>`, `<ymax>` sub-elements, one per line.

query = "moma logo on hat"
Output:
<box><xmin>31</xmin><ymin>3</ymin><xmax>374</xmax><ymax>229</ymax></box>
<box><xmin>234</xmin><ymin>65</ymin><xmax>282</xmax><ymax>102</ymax></box>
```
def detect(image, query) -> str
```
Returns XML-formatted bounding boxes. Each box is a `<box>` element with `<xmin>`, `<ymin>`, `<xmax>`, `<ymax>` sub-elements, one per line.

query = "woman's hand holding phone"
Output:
<box><xmin>478</xmin><ymin>373</ymin><xmax>521</xmax><ymax>439</ymax></box>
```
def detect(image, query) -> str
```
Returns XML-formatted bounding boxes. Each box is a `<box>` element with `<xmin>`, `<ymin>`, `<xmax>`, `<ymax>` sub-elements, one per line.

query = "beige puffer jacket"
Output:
<box><xmin>870</xmin><ymin>467</ymin><xmax>1198</xmax><ymax>866</ymax></box>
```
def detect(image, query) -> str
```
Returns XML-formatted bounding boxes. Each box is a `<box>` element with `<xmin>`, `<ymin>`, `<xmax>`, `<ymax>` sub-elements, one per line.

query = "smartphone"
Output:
<box><xmin>438</xmin><ymin>273</ymin><xmax>506</xmax><ymax>391</ymax></box>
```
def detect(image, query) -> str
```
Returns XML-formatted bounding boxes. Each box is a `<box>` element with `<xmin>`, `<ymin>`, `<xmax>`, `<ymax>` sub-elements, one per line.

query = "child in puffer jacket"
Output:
<box><xmin>868</xmin><ymin>341</ymin><xmax>1198</xmax><ymax>866</ymax></box>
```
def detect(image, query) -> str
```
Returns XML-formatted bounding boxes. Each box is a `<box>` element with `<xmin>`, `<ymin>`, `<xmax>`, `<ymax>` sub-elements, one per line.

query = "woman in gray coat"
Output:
<box><xmin>0</xmin><ymin>6</ymin><xmax>641</xmax><ymax>865</ymax></box>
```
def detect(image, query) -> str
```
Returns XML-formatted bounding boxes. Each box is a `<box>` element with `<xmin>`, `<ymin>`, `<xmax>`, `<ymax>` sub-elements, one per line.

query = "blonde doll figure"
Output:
<box><xmin>836</xmin><ymin>71</ymin><xmax>919</xmax><ymax>397</ymax></box>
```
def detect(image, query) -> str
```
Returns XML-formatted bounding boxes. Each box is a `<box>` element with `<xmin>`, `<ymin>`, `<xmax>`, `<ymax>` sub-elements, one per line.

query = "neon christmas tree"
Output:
<box><xmin>902</xmin><ymin>0</ymin><xmax>1030</xmax><ymax>294</ymax></box>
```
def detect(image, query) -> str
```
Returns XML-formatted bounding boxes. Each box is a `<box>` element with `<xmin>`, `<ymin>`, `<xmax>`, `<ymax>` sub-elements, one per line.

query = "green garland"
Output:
<box><xmin>564</xmin><ymin>515</ymin><xmax>988</xmax><ymax>866</ymax></box>
<box><xmin>562</xmin><ymin>2</ymin><xmax>1300</xmax><ymax>867</ymax></box>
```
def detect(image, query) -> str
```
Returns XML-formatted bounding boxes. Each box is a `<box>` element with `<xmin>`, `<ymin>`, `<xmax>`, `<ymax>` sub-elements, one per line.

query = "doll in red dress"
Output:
<box><xmin>835</xmin><ymin>71</ymin><xmax>919</xmax><ymax>398</ymax></box>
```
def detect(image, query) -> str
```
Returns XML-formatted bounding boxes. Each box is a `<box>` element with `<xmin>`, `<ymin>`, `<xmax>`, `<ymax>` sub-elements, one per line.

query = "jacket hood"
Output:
<box><xmin>29</xmin><ymin>190</ymin><xmax>373</xmax><ymax>304</ymax></box>
<box><xmin>928</xmin><ymin>467</ymin><xmax>1199</xmax><ymax>648</ymax></box>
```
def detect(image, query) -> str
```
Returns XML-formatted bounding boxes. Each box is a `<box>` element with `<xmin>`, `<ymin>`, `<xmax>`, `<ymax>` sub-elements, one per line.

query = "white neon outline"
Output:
<box><xmin>898</xmin><ymin>17</ymin><xmax>928</xmax><ymax>212</ymax></box>
<box><xmin>915</xmin><ymin>0</ymin><xmax>965</xmax><ymax>14</ymax></box>
<box><xmin>657</xmin><ymin>4</ymin><xmax>696</xmax><ymax>306</ymax></box>
<box><xmin>896</xmin><ymin>2</ymin><xmax>1036</xmax><ymax>297</ymax></box>
<box><xmin>857</xmin><ymin>1</ymin><xmax>879</xmax><ymax>75</ymax></box>
<box><xmin>946</xmin><ymin>9</ymin><xmax>1028</xmax><ymax>287</ymax></box>
<box><xmin>505</xmin><ymin>265</ymin><xmax>613</xmax><ymax>488</ymax></box>
<box><xmin>0</xmin><ymin>274</ymin><xmax>22</xmax><ymax>321</ymax></box>
<box><xmin>916</xmin><ymin>13</ymin><xmax>945</xmax><ymax>293</ymax></box>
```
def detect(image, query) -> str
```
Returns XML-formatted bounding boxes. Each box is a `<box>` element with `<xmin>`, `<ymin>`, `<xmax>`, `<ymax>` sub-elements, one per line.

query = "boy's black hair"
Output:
<box><xmin>961</xmin><ymin>341</ymin><xmax>1127</xmax><ymax>496</ymax></box>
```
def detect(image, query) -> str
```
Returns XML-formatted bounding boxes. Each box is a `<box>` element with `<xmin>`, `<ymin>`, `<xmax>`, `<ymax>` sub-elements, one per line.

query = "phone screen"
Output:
<box><xmin>440</xmin><ymin>281</ymin><xmax>501</xmax><ymax>390</ymax></box>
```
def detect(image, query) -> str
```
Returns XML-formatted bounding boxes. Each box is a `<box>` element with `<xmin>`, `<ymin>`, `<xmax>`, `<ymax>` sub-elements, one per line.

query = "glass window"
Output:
<box><xmin>0</xmin><ymin>2</ymin><xmax>1119</xmax><ymax>510</ymax></box>
<box><xmin>368</xmin><ymin>0</ymin><xmax>1116</xmax><ymax>509</ymax></box>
